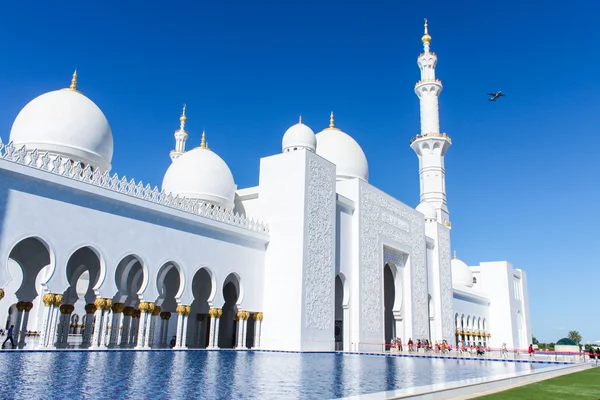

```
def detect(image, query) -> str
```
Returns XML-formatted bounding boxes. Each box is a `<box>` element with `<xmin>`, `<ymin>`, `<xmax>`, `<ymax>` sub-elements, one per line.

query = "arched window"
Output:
<box><xmin>472</xmin><ymin>277</ymin><xmax>477</xmax><ymax>284</ymax></box>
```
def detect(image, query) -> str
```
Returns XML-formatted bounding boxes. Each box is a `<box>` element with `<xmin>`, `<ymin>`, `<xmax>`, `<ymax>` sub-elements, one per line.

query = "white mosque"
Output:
<box><xmin>0</xmin><ymin>21</ymin><xmax>531</xmax><ymax>352</ymax></box>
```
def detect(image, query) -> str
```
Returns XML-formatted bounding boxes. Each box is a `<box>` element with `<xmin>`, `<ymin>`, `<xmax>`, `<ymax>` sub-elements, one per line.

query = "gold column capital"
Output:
<box><xmin>60</xmin><ymin>304</ymin><xmax>75</xmax><ymax>314</ymax></box>
<box><xmin>176</xmin><ymin>304</ymin><xmax>191</xmax><ymax>316</ymax></box>
<box><xmin>112</xmin><ymin>303</ymin><xmax>126</xmax><ymax>313</ymax></box>
<box><xmin>94</xmin><ymin>298</ymin><xmax>106</xmax><ymax>310</ymax></box>
<box><xmin>160</xmin><ymin>311</ymin><xmax>171</xmax><ymax>320</ymax></box>
<box><xmin>0</xmin><ymin>288</ymin><xmax>4</xmax><ymax>300</ymax></box>
<box><xmin>209</xmin><ymin>308</ymin><xmax>222</xmax><ymax>318</ymax></box>
<box><xmin>24</xmin><ymin>302</ymin><xmax>34</xmax><ymax>312</ymax></box>
<box><xmin>43</xmin><ymin>293</ymin><xmax>55</xmax><ymax>307</ymax></box>
<box><xmin>139</xmin><ymin>301</ymin><xmax>155</xmax><ymax>314</ymax></box>
<box><xmin>53</xmin><ymin>294</ymin><xmax>63</xmax><ymax>307</ymax></box>
<box><xmin>16</xmin><ymin>301</ymin><xmax>27</xmax><ymax>312</ymax></box>
<box><xmin>254</xmin><ymin>312</ymin><xmax>263</xmax><ymax>321</ymax></box>
<box><xmin>152</xmin><ymin>305</ymin><xmax>162</xmax><ymax>316</ymax></box>
<box><xmin>122</xmin><ymin>306</ymin><xmax>135</xmax><ymax>316</ymax></box>
<box><xmin>85</xmin><ymin>303</ymin><xmax>97</xmax><ymax>314</ymax></box>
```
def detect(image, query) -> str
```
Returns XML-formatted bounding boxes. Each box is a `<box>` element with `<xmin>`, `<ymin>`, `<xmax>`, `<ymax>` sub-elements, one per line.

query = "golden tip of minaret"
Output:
<box><xmin>180</xmin><ymin>104</ymin><xmax>187</xmax><ymax>123</ymax></box>
<box><xmin>329</xmin><ymin>111</ymin><xmax>335</xmax><ymax>128</ymax></box>
<box><xmin>299</xmin><ymin>115</ymin><xmax>302</xmax><ymax>124</ymax></box>
<box><xmin>453</xmin><ymin>250</ymin><xmax>457</xmax><ymax>259</ymax></box>
<box><xmin>200</xmin><ymin>130</ymin><xmax>206</xmax><ymax>148</ymax></box>
<box><xmin>422</xmin><ymin>18</ymin><xmax>431</xmax><ymax>44</ymax></box>
<box><xmin>69</xmin><ymin>69</ymin><xmax>78</xmax><ymax>90</ymax></box>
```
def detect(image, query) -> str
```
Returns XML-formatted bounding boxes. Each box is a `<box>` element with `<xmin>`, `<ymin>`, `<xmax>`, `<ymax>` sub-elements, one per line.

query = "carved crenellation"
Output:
<box><xmin>304</xmin><ymin>158</ymin><xmax>335</xmax><ymax>330</ymax></box>
<box><xmin>438</xmin><ymin>226</ymin><xmax>454</xmax><ymax>340</ymax></box>
<box><xmin>0</xmin><ymin>141</ymin><xmax>268</xmax><ymax>234</ymax></box>
<box><xmin>360</xmin><ymin>183</ymin><xmax>429</xmax><ymax>338</ymax></box>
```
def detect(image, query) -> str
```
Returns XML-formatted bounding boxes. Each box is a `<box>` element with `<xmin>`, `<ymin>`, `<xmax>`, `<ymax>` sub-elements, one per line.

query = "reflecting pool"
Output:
<box><xmin>0</xmin><ymin>351</ymin><xmax>553</xmax><ymax>399</ymax></box>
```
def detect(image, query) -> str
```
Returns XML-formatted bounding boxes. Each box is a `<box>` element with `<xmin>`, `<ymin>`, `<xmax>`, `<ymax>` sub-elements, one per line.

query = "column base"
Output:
<box><xmin>206</xmin><ymin>346</ymin><xmax>218</xmax><ymax>350</ymax></box>
<box><xmin>134</xmin><ymin>345</ymin><xmax>150</xmax><ymax>350</ymax></box>
<box><xmin>235</xmin><ymin>346</ymin><xmax>247</xmax><ymax>350</ymax></box>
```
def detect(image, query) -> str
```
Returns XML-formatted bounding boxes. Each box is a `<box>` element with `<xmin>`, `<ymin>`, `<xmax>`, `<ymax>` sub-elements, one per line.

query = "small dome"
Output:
<box><xmin>315</xmin><ymin>113</ymin><xmax>368</xmax><ymax>181</ymax></box>
<box><xmin>282</xmin><ymin>118</ymin><xmax>316</xmax><ymax>153</ymax></box>
<box><xmin>416</xmin><ymin>201</ymin><xmax>437</xmax><ymax>222</ymax></box>
<box><xmin>451</xmin><ymin>254</ymin><xmax>473</xmax><ymax>288</ymax></box>
<box><xmin>556</xmin><ymin>338</ymin><xmax>578</xmax><ymax>346</ymax></box>
<box><xmin>162</xmin><ymin>146</ymin><xmax>236</xmax><ymax>209</ymax></box>
<box><xmin>10</xmin><ymin>85</ymin><xmax>113</xmax><ymax>171</ymax></box>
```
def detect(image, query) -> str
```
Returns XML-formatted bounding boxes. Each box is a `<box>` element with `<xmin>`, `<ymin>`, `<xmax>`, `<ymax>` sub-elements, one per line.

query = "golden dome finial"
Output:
<box><xmin>453</xmin><ymin>250</ymin><xmax>457</xmax><ymax>259</ymax></box>
<box><xmin>69</xmin><ymin>69</ymin><xmax>78</xmax><ymax>90</ymax></box>
<box><xmin>200</xmin><ymin>130</ymin><xmax>207</xmax><ymax>148</ymax></box>
<box><xmin>299</xmin><ymin>115</ymin><xmax>303</xmax><ymax>124</ymax></box>
<box><xmin>422</xmin><ymin>18</ymin><xmax>431</xmax><ymax>44</ymax></box>
<box><xmin>180</xmin><ymin>104</ymin><xmax>187</xmax><ymax>123</ymax></box>
<box><xmin>329</xmin><ymin>111</ymin><xmax>335</xmax><ymax>129</ymax></box>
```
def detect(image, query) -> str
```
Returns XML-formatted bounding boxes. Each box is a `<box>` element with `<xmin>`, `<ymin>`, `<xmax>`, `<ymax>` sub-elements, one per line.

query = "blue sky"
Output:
<box><xmin>0</xmin><ymin>1</ymin><xmax>597</xmax><ymax>343</ymax></box>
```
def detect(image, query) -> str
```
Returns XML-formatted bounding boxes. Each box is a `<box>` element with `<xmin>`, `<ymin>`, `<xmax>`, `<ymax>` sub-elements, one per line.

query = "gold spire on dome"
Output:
<box><xmin>200</xmin><ymin>130</ymin><xmax>209</xmax><ymax>149</ymax></box>
<box><xmin>299</xmin><ymin>115</ymin><xmax>303</xmax><ymax>124</ymax></box>
<box><xmin>453</xmin><ymin>250</ymin><xmax>457</xmax><ymax>259</ymax></box>
<box><xmin>180</xmin><ymin>104</ymin><xmax>187</xmax><ymax>123</ymax></box>
<box><xmin>329</xmin><ymin>112</ymin><xmax>335</xmax><ymax>128</ymax></box>
<box><xmin>70</xmin><ymin>69</ymin><xmax>78</xmax><ymax>90</ymax></box>
<box><xmin>422</xmin><ymin>18</ymin><xmax>432</xmax><ymax>44</ymax></box>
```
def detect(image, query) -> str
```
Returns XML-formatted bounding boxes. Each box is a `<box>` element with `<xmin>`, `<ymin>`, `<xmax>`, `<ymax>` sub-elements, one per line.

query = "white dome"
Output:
<box><xmin>315</xmin><ymin>115</ymin><xmax>368</xmax><ymax>181</ymax></box>
<box><xmin>282</xmin><ymin>119</ymin><xmax>316</xmax><ymax>153</ymax></box>
<box><xmin>9</xmin><ymin>88</ymin><xmax>113</xmax><ymax>171</ymax></box>
<box><xmin>162</xmin><ymin>147</ymin><xmax>236</xmax><ymax>209</ymax></box>
<box><xmin>451</xmin><ymin>255</ymin><xmax>473</xmax><ymax>288</ymax></box>
<box><xmin>416</xmin><ymin>201</ymin><xmax>437</xmax><ymax>222</ymax></box>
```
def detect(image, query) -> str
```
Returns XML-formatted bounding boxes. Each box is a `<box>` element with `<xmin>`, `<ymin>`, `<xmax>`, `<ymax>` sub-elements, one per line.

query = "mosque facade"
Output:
<box><xmin>0</xmin><ymin>22</ymin><xmax>531</xmax><ymax>352</ymax></box>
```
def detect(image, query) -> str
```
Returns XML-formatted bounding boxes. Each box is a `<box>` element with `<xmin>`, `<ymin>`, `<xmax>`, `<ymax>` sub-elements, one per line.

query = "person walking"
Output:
<box><xmin>528</xmin><ymin>343</ymin><xmax>535</xmax><ymax>359</ymax></box>
<box><xmin>2</xmin><ymin>325</ymin><xmax>15</xmax><ymax>348</ymax></box>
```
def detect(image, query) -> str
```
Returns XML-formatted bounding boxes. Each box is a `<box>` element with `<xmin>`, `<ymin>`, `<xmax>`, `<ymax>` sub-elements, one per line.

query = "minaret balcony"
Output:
<box><xmin>415</xmin><ymin>79</ymin><xmax>442</xmax><ymax>89</ymax></box>
<box><xmin>410</xmin><ymin>132</ymin><xmax>452</xmax><ymax>145</ymax></box>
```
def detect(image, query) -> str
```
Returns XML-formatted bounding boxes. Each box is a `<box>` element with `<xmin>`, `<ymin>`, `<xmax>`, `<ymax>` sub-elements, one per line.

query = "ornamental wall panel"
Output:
<box><xmin>359</xmin><ymin>182</ymin><xmax>428</xmax><ymax>341</ymax></box>
<box><xmin>437</xmin><ymin>226</ymin><xmax>454</xmax><ymax>340</ymax></box>
<box><xmin>303</xmin><ymin>157</ymin><xmax>336</xmax><ymax>331</ymax></box>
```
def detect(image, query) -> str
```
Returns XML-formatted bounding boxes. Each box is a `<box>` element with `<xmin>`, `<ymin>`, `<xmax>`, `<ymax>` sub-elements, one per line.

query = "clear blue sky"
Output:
<box><xmin>0</xmin><ymin>1</ymin><xmax>597</xmax><ymax>344</ymax></box>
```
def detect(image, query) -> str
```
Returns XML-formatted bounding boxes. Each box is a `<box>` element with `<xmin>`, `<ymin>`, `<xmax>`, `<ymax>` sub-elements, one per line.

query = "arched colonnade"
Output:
<box><xmin>0</xmin><ymin>236</ymin><xmax>264</xmax><ymax>350</ymax></box>
<box><xmin>454</xmin><ymin>313</ymin><xmax>489</xmax><ymax>348</ymax></box>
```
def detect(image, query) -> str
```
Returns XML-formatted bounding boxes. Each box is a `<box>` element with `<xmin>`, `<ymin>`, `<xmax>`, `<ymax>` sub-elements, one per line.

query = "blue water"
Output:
<box><xmin>0</xmin><ymin>351</ymin><xmax>551</xmax><ymax>399</ymax></box>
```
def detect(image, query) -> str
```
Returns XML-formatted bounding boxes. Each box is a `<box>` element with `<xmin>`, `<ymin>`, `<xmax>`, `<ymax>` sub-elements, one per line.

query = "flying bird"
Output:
<box><xmin>487</xmin><ymin>91</ymin><xmax>505</xmax><ymax>102</ymax></box>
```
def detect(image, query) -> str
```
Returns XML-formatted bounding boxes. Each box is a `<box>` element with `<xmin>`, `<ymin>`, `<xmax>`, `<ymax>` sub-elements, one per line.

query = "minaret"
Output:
<box><xmin>410</xmin><ymin>19</ymin><xmax>452</xmax><ymax>228</ymax></box>
<box><xmin>170</xmin><ymin>104</ymin><xmax>188</xmax><ymax>162</ymax></box>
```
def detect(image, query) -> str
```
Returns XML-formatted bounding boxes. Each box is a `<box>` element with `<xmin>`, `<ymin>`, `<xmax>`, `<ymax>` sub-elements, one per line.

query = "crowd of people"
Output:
<box><xmin>389</xmin><ymin>337</ymin><xmax>454</xmax><ymax>354</ymax></box>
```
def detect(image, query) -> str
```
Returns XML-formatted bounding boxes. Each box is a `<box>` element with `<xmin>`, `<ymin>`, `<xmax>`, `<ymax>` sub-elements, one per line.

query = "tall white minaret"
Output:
<box><xmin>410</xmin><ymin>19</ymin><xmax>452</xmax><ymax>228</ymax></box>
<box><xmin>170</xmin><ymin>104</ymin><xmax>188</xmax><ymax>162</ymax></box>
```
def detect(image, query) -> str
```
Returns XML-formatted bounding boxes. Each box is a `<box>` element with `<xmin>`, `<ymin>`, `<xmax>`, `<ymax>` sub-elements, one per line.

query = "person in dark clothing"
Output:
<box><xmin>2</xmin><ymin>325</ymin><xmax>15</xmax><ymax>348</ymax></box>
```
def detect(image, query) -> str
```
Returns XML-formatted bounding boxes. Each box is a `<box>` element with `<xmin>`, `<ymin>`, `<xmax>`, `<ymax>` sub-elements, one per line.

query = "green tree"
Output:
<box><xmin>568</xmin><ymin>330</ymin><xmax>582</xmax><ymax>344</ymax></box>
<box><xmin>532</xmin><ymin>336</ymin><xmax>539</xmax><ymax>345</ymax></box>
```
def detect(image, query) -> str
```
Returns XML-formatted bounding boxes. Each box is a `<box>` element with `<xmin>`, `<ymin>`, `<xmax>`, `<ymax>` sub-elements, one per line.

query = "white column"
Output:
<box><xmin>181</xmin><ymin>313</ymin><xmax>189</xmax><ymax>348</ymax></box>
<box><xmin>46</xmin><ymin>295</ymin><xmax>64</xmax><ymax>349</ymax></box>
<box><xmin>207</xmin><ymin>308</ymin><xmax>222</xmax><ymax>349</ymax></box>
<box><xmin>175</xmin><ymin>309</ymin><xmax>184</xmax><ymax>348</ymax></box>
<box><xmin>37</xmin><ymin>295</ymin><xmax>56</xmax><ymax>349</ymax></box>
<box><xmin>18</xmin><ymin>303</ymin><xmax>33</xmax><ymax>348</ymax></box>
<box><xmin>342</xmin><ymin>306</ymin><xmax>350</xmax><ymax>352</ymax></box>
<box><xmin>240</xmin><ymin>313</ymin><xmax>249</xmax><ymax>349</ymax></box>
<box><xmin>253</xmin><ymin>312</ymin><xmax>263</xmax><ymax>349</ymax></box>
<box><xmin>120</xmin><ymin>313</ymin><xmax>132</xmax><ymax>347</ymax></box>
<box><xmin>130</xmin><ymin>312</ymin><xmax>140</xmax><ymax>347</ymax></box>
<box><xmin>236</xmin><ymin>312</ymin><xmax>244</xmax><ymax>349</ymax></box>
<box><xmin>109</xmin><ymin>304</ymin><xmax>124</xmax><ymax>348</ymax></box>
<box><xmin>13</xmin><ymin>303</ymin><xmax>25</xmax><ymax>345</ymax></box>
<box><xmin>147</xmin><ymin>314</ymin><xmax>157</xmax><ymax>348</ymax></box>
<box><xmin>90</xmin><ymin>299</ymin><xmax>106</xmax><ymax>349</ymax></box>
<box><xmin>81</xmin><ymin>304</ymin><xmax>97</xmax><ymax>347</ymax></box>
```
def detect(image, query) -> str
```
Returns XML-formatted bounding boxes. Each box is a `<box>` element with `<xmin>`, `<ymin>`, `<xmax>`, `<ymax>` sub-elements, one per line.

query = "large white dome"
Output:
<box><xmin>9</xmin><ymin>87</ymin><xmax>114</xmax><ymax>171</ymax></box>
<box><xmin>162</xmin><ymin>146</ymin><xmax>236</xmax><ymax>209</ymax></box>
<box><xmin>282</xmin><ymin>118</ymin><xmax>316</xmax><ymax>153</ymax></box>
<box><xmin>451</xmin><ymin>254</ymin><xmax>473</xmax><ymax>288</ymax></box>
<box><xmin>315</xmin><ymin>114</ymin><xmax>368</xmax><ymax>181</ymax></box>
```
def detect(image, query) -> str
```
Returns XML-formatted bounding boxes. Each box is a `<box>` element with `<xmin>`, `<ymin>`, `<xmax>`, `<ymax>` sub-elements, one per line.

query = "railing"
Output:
<box><xmin>0</xmin><ymin>141</ymin><xmax>269</xmax><ymax>234</ymax></box>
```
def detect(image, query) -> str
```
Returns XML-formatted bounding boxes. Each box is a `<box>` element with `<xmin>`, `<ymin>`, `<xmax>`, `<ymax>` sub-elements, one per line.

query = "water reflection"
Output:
<box><xmin>0</xmin><ymin>351</ymin><xmax>555</xmax><ymax>400</ymax></box>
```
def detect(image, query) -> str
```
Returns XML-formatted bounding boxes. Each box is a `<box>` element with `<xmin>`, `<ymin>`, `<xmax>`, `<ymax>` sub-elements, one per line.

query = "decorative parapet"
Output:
<box><xmin>0</xmin><ymin>141</ymin><xmax>269</xmax><ymax>234</ymax></box>
<box><xmin>410</xmin><ymin>132</ymin><xmax>452</xmax><ymax>145</ymax></box>
<box><xmin>414</xmin><ymin>79</ymin><xmax>442</xmax><ymax>88</ymax></box>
